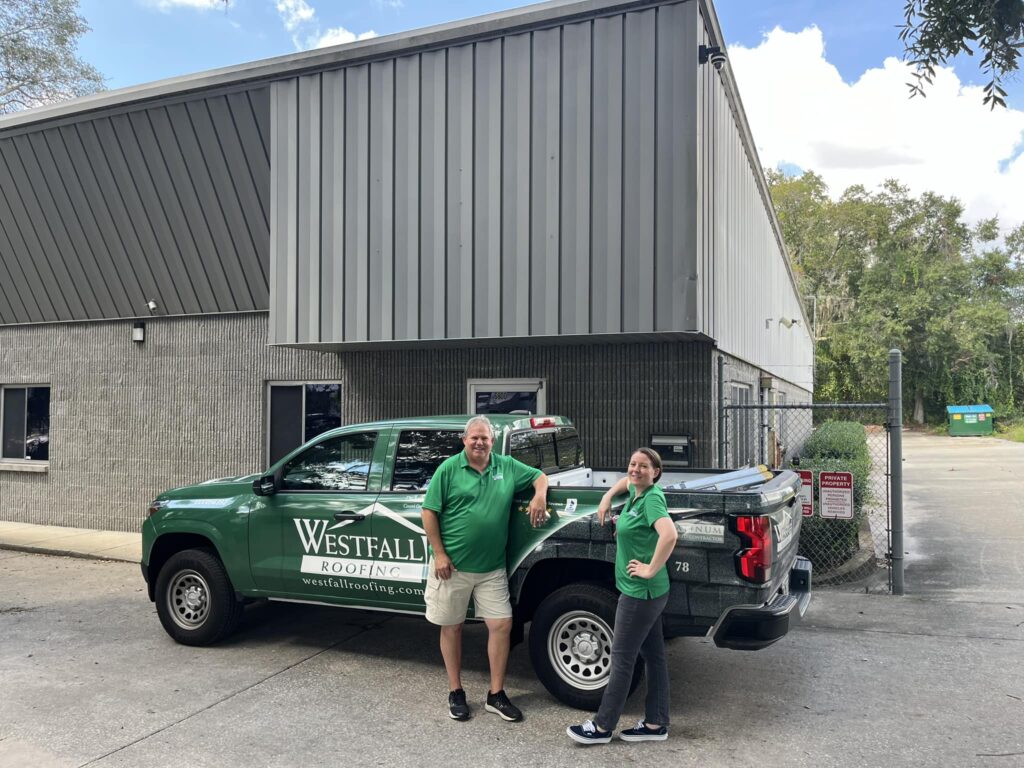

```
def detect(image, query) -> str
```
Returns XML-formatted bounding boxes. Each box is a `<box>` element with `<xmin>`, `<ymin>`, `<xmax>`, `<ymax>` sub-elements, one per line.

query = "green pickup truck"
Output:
<box><xmin>142</xmin><ymin>414</ymin><xmax>811</xmax><ymax>709</ymax></box>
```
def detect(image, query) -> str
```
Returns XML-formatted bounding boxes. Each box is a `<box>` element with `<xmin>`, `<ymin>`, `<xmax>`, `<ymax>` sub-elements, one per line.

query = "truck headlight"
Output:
<box><xmin>147</xmin><ymin>500</ymin><xmax>169</xmax><ymax>517</ymax></box>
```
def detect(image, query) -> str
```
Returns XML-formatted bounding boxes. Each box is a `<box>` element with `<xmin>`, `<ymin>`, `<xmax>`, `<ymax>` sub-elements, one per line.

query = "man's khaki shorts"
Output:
<box><xmin>424</xmin><ymin>562</ymin><xmax>512</xmax><ymax>626</ymax></box>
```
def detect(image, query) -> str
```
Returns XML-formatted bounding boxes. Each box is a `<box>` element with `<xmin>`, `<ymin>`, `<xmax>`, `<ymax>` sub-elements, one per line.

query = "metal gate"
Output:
<box><xmin>717</xmin><ymin>353</ymin><xmax>905</xmax><ymax>593</ymax></box>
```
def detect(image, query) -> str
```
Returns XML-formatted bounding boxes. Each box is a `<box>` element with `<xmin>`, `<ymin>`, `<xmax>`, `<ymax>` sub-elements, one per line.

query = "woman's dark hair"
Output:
<box><xmin>632</xmin><ymin>447</ymin><xmax>663</xmax><ymax>481</ymax></box>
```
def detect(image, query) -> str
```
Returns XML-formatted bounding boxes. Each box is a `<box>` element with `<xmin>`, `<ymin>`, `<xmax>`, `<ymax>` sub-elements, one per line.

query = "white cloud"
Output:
<box><xmin>728</xmin><ymin>26</ymin><xmax>1024</xmax><ymax>231</ymax></box>
<box><xmin>312</xmin><ymin>27</ymin><xmax>378</xmax><ymax>49</ymax></box>
<box><xmin>374</xmin><ymin>0</ymin><xmax>405</xmax><ymax>8</ymax></box>
<box><xmin>273</xmin><ymin>0</ymin><xmax>376</xmax><ymax>51</ymax></box>
<box><xmin>276</xmin><ymin>0</ymin><xmax>315</xmax><ymax>31</ymax></box>
<box><xmin>154</xmin><ymin>0</ymin><xmax>231</xmax><ymax>10</ymax></box>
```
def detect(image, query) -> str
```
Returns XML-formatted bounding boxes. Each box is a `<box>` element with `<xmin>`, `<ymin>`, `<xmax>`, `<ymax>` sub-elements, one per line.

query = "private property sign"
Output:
<box><xmin>819</xmin><ymin>471</ymin><xmax>854</xmax><ymax>519</ymax></box>
<box><xmin>798</xmin><ymin>470</ymin><xmax>814</xmax><ymax>516</ymax></box>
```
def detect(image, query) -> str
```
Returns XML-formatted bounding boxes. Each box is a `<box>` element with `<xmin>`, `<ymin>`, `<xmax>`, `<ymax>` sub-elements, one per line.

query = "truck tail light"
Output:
<box><xmin>530</xmin><ymin>417</ymin><xmax>557</xmax><ymax>429</ymax></box>
<box><xmin>733</xmin><ymin>515</ymin><xmax>773</xmax><ymax>584</ymax></box>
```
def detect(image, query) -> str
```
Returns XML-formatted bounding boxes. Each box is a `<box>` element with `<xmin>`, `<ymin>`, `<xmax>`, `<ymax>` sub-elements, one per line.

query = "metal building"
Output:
<box><xmin>0</xmin><ymin>0</ymin><xmax>812</xmax><ymax>531</ymax></box>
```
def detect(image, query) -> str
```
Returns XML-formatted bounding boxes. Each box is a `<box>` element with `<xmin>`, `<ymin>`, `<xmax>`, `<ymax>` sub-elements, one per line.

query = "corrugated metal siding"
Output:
<box><xmin>696</xmin><ymin>17</ymin><xmax>813</xmax><ymax>390</ymax></box>
<box><xmin>0</xmin><ymin>87</ymin><xmax>271</xmax><ymax>326</ymax></box>
<box><xmin>271</xmin><ymin>0</ymin><xmax>700</xmax><ymax>345</ymax></box>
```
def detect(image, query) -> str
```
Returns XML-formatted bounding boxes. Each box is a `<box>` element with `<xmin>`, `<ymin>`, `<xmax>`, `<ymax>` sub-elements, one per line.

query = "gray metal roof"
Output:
<box><xmin>0</xmin><ymin>0</ymin><xmax>683</xmax><ymax>137</ymax></box>
<box><xmin>0</xmin><ymin>86</ymin><xmax>270</xmax><ymax>324</ymax></box>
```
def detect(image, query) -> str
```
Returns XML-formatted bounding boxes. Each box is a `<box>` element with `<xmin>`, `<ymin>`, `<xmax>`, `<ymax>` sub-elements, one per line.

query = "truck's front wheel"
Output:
<box><xmin>529</xmin><ymin>584</ymin><xmax>643</xmax><ymax>710</ymax></box>
<box><xmin>155</xmin><ymin>549</ymin><xmax>242</xmax><ymax>646</ymax></box>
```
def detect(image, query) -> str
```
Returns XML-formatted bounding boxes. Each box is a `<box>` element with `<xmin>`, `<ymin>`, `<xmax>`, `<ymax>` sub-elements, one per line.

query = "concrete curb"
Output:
<box><xmin>0</xmin><ymin>542</ymin><xmax>140</xmax><ymax>564</ymax></box>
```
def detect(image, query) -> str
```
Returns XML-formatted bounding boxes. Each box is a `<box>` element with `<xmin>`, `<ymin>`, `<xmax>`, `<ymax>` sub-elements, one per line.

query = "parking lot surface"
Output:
<box><xmin>1</xmin><ymin>432</ymin><xmax>1022</xmax><ymax>767</ymax></box>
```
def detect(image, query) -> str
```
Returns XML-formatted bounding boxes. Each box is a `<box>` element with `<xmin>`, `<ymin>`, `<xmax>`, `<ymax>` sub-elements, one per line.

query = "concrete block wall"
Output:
<box><xmin>0</xmin><ymin>312</ymin><xmax>716</xmax><ymax>531</ymax></box>
<box><xmin>0</xmin><ymin>313</ymin><xmax>345</xmax><ymax>531</ymax></box>
<box><xmin>342</xmin><ymin>340</ymin><xmax>716</xmax><ymax>470</ymax></box>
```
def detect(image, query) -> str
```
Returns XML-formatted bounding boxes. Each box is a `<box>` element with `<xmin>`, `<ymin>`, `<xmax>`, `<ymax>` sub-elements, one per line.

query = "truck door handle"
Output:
<box><xmin>334</xmin><ymin>511</ymin><xmax>367</xmax><ymax>521</ymax></box>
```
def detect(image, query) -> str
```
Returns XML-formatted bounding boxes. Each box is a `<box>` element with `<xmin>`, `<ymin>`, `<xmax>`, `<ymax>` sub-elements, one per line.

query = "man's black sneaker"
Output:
<box><xmin>484</xmin><ymin>689</ymin><xmax>523</xmax><ymax>722</ymax></box>
<box><xmin>567</xmin><ymin>720</ymin><xmax>612</xmax><ymax>745</ymax></box>
<box><xmin>448</xmin><ymin>688</ymin><xmax>470</xmax><ymax>721</ymax></box>
<box><xmin>618</xmin><ymin>720</ymin><xmax>668</xmax><ymax>742</ymax></box>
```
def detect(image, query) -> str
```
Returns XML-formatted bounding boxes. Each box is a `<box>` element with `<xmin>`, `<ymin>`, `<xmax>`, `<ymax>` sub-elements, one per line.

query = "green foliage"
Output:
<box><xmin>0</xmin><ymin>0</ymin><xmax>103</xmax><ymax>114</ymax></box>
<box><xmin>769</xmin><ymin>170</ymin><xmax>1024</xmax><ymax>423</ymax></box>
<box><xmin>994</xmin><ymin>414</ymin><xmax>1024</xmax><ymax>442</ymax></box>
<box><xmin>793</xmin><ymin>421</ymin><xmax>871</xmax><ymax>570</ymax></box>
<box><xmin>900</xmin><ymin>0</ymin><xmax>1024</xmax><ymax>109</ymax></box>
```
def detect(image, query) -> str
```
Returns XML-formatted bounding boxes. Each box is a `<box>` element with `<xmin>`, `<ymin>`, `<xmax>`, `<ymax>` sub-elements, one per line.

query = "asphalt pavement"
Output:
<box><xmin>0</xmin><ymin>431</ymin><xmax>1022</xmax><ymax>767</ymax></box>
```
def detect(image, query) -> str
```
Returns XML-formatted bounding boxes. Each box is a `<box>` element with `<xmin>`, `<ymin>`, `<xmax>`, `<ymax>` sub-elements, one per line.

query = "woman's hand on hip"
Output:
<box><xmin>627</xmin><ymin>559</ymin><xmax>658</xmax><ymax>580</ymax></box>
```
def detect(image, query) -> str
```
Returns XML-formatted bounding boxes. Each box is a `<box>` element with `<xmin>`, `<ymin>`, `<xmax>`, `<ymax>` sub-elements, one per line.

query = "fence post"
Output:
<box><xmin>717</xmin><ymin>356</ymin><xmax>726</xmax><ymax>468</ymax></box>
<box><xmin>888</xmin><ymin>349</ymin><xmax>905</xmax><ymax>595</ymax></box>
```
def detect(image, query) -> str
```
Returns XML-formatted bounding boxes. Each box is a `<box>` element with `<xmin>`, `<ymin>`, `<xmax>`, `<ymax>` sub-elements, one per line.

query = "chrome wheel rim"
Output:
<box><xmin>547</xmin><ymin>610</ymin><xmax>614</xmax><ymax>691</ymax></box>
<box><xmin>167</xmin><ymin>569</ymin><xmax>210</xmax><ymax>630</ymax></box>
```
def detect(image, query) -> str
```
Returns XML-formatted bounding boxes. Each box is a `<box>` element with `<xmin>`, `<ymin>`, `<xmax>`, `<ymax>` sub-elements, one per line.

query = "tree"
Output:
<box><xmin>900</xmin><ymin>0</ymin><xmax>1024</xmax><ymax>109</ymax></box>
<box><xmin>0</xmin><ymin>0</ymin><xmax>103</xmax><ymax>114</ymax></box>
<box><xmin>769</xmin><ymin>171</ymin><xmax>1024</xmax><ymax>422</ymax></box>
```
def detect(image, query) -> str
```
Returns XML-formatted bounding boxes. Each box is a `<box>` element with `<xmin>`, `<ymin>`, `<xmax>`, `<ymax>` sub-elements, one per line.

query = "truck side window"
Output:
<box><xmin>391</xmin><ymin>430</ymin><xmax>464</xmax><ymax>491</ymax></box>
<box><xmin>280</xmin><ymin>432</ymin><xmax>377</xmax><ymax>492</ymax></box>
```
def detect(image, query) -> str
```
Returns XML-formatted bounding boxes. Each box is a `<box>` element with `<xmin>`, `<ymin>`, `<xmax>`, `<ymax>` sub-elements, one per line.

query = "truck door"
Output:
<box><xmin>373</xmin><ymin>428</ymin><xmax>466</xmax><ymax>612</ymax></box>
<box><xmin>255</xmin><ymin>428</ymin><xmax>389</xmax><ymax>605</ymax></box>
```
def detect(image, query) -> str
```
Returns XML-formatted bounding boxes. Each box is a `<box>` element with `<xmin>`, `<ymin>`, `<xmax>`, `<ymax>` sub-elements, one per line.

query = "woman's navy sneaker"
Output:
<box><xmin>567</xmin><ymin>719</ymin><xmax>612</xmax><ymax>744</ymax></box>
<box><xmin>448</xmin><ymin>688</ymin><xmax>470</xmax><ymax>721</ymax></box>
<box><xmin>618</xmin><ymin>720</ymin><xmax>668</xmax><ymax>742</ymax></box>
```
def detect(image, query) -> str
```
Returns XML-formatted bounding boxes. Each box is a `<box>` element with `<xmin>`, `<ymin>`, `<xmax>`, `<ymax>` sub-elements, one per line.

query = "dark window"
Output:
<box><xmin>280</xmin><ymin>432</ymin><xmax>377</xmax><ymax>492</ymax></box>
<box><xmin>474</xmin><ymin>390</ymin><xmax>538</xmax><ymax>414</ymax></box>
<box><xmin>509</xmin><ymin>426</ymin><xmax>584</xmax><ymax>473</ymax></box>
<box><xmin>2</xmin><ymin>386</ymin><xmax>49</xmax><ymax>461</ymax></box>
<box><xmin>268</xmin><ymin>383</ymin><xmax>342</xmax><ymax>465</ymax></box>
<box><xmin>391</xmin><ymin>430</ymin><xmax>464</xmax><ymax>491</ymax></box>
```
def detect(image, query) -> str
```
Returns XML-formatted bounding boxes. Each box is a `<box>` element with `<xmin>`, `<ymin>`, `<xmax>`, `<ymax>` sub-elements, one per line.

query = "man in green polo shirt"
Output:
<box><xmin>421</xmin><ymin>415</ymin><xmax>549</xmax><ymax>722</ymax></box>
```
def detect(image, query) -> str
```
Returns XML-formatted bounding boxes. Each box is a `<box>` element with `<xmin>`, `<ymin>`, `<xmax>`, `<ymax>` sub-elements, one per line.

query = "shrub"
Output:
<box><xmin>791</xmin><ymin>420</ymin><xmax>872</xmax><ymax>571</ymax></box>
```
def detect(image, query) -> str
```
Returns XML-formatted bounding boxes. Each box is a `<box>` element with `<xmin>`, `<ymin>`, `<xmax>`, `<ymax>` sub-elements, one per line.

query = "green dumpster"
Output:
<box><xmin>946</xmin><ymin>405</ymin><xmax>994</xmax><ymax>436</ymax></box>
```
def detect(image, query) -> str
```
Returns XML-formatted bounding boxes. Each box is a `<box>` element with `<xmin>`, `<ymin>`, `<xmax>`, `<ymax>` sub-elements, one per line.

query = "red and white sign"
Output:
<box><xmin>797</xmin><ymin>470</ymin><xmax>814</xmax><ymax>517</ymax></box>
<box><xmin>819</xmin><ymin>471</ymin><xmax>854</xmax><ymax>520</ymax></box>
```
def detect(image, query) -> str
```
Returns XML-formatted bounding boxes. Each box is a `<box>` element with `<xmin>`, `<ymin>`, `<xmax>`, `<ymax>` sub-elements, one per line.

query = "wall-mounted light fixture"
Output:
<box><xmin>699</xmin><ymin>44</ymin><xmax>728</xmax><ymax>71</ymax></box>
<box><xmin>779</xmin><ymin>317</ymin><xmax>800</xmax><ymax>329</ymax></box>
<box><xmin>132</xmin><ymin>321</ymin><xmax>145</xmax><ymax>343</ymax></box>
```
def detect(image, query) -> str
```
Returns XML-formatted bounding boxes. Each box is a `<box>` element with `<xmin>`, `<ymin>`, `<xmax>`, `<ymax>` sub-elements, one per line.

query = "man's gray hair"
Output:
<box><xmin>462</xmin><ymin>415</ymin><xmax>495</xmax><ymax>438</ymax></box>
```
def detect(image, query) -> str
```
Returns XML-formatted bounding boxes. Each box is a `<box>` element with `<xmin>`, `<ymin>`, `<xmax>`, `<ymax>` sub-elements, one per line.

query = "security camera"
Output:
<box><xmin>699</xmin><ymin>45</ymin><xmax>728</xmax><ymax>71</ymax></box>
<box><xmin>146</xmin><ymin>300</ymin><xmax>158</xmax><ymax>313</ymax></box>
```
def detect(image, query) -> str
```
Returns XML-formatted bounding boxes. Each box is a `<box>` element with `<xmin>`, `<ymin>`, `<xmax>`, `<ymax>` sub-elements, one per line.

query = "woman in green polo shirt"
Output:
<box><xmin>567</xmin><ymin>447</ymin><xmax>679</xmax><ymax>745</ymax></box>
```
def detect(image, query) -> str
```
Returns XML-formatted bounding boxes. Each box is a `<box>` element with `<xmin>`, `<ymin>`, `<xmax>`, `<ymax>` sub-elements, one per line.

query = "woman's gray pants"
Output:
<box><xmin>595</xmin><ymin>592</ymin><xmax>671</xmax><ymax>731</ymax></box>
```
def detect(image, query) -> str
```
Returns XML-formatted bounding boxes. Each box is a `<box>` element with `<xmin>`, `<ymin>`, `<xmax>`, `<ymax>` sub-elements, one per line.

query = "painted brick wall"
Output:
<box><xmin>0</xmin><ymin>312</ymin><xmax>714</xmax><ymax>531</ymax></box>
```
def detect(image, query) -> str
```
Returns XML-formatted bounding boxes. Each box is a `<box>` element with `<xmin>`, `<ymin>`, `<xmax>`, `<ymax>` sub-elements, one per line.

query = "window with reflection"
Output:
<box><xmin>2</xmin><ymin>386</ymin><xmax>50</xmax><ymax>461</ymax></box>
<box><xmin>267</xmin><ymin>382</ymin><xmax>342</xmax><ymax>465</ymax></box>
<box><xmin>280</xmin><ymin>432</ymin><xmax>377</xmax><ymax>492</ymax></box>
<box><xmin>391</xmin><ymin>430</ymin><xmax>464</xmax><ymax>491</ymax></box>
<box><xmin>509</xmin><ymin>426</ymin><xmax>584</xmax><ymax>473</ymax></box>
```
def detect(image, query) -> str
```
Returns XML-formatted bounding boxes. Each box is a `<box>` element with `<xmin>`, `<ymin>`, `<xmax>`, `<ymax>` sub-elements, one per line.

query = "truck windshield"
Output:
<box><xmin>508</xmin><ymin>426</ymin><xmax>585</xmax><ymax>474</ymax></box>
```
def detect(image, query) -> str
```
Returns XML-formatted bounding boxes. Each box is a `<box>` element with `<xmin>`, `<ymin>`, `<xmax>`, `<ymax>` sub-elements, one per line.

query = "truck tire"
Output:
<box><xmin>155</xmin><ymin>548</ymin><xmax>243</xmax><ymax>646</ymax></box>
<box><xmin>529</xmin><ymin>584</ymin><xmax>643</xmax><ymax>710</ymax></box>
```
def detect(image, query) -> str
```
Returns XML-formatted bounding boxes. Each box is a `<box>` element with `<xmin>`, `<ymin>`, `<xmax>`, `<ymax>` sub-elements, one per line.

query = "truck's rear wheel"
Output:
<box><xmin>529</xmin><ymin>584</ymin><xmax>643</xmax><ymax>710</ymax></box>
<box><xmin>155</xmin><ymin>548</ymin><xmax>242</xmax><ymax>646</ymax></box>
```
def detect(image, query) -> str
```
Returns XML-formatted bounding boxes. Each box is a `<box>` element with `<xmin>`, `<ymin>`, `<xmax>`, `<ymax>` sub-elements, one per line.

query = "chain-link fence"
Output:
<box><xmin>721</xmin><ymin>403</ymin><xmax>891</xmax><ymax>587</ymax></box>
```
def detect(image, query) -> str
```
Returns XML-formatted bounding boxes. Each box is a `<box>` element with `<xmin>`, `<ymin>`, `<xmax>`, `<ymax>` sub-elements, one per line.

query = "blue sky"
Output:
<box><xmin>78</xmin><ymin>0</ymin><xmax>1021</xmax><ymax>107</ymax></box>
<box><xmin>75</xmin><ymin>0</ymin><xmax>1024</xmax><ymax>228</ymax></box>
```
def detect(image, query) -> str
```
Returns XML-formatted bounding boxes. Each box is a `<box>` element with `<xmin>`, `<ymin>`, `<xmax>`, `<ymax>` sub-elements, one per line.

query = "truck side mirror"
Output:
<box><xmin>253</xmin><ymin>475</ymin><xmax>277</xmax><ymax>496</ymax></box>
